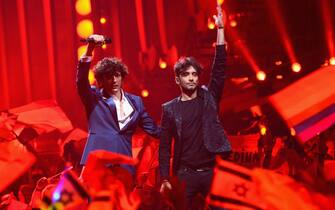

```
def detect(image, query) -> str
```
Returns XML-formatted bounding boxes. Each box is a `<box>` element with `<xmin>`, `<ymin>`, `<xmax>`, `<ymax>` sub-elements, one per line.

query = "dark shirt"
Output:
<box><xmin>180</xmin><ymin>97</ymin><xmax>215</xmax><ymax>169</ymax></box>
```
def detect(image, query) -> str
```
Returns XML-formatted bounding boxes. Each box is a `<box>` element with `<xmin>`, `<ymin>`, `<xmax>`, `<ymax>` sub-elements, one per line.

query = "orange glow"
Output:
<box><xmin>208</xmin><ymin>18</ymin><xmax>215</xmax><ymax>30</ymax></box>
<box><xmin>291</xmin><ymin>62</ymin><xmax>301</xmax><ymax>73</ymax></box>
<box><xmin>256</xmin><ymin>71</ymin><xmax>266</xmax><ymax>81</ymax></box>
<box><xmin>88</xmin><ymin>70</ymin><xmax>95</xmax><ymax>85</ymax></box>
<box><xmin>229</xmin><ymin>20</ymin><xmax>237</xmax><ymax>27</ymax></box>
<box><xmin>76</xmin><ymin>19</ymin><xmax>94</xmax><ymax>38</ymax></box>
<box><xmin>259</xmin><ymin>125</ymin><xmax>267</xmax><ymax>136</ymax></box>
<box><xmin>159</xmin><ymin>58</ymin><xmax>167</xmax><ymax>69</ymax></box>
<box><xmin>290</xmin><ymin>128</ymin><xmax>296</xmax><ymax>136</ymax></box>
<box><xmin>102</xmin><ymin>44</ymin><xmax>107</xmax><ymax>49</ymax></box>
<box><xmin>267</xmin><ymin>0</ymin><xmax>298</xmax><ymax>65</ymax></box>
<box><xmin>75</xmin><ymin>0</ymin><xmax>91</xmax><ymax>16</ymax></box>
<box><xmin>217</xmin><ymin>0</ymin><xmax>224</xmax><ymax>5</ymax></box>
<box><xmin>275</xmin><ymin>60</ymin><xmax>282</xmax><ymax>66</ymax></box>
<box><xmin>100</xmin><ymin>17</ymin><xmax>107</xmax><ymax>24</ymax></box>
<box><xmin>329</xmin><ymin>57</ymin><xmax>335</xmax><ymax>65</ymax></box>
<box><xmin>276</xmin><ymin>75</ymin><xmax>283</xmax><ymax>79</ymax></box>
<box><xmin>141</xmin><ymin>89</ymin><xmax>149</xmax><ymax>97</ymax></box>
<box><xmin>77</xmin><ymin>45</ymin><xmax>87</xmax><ymax>59</ymax></box>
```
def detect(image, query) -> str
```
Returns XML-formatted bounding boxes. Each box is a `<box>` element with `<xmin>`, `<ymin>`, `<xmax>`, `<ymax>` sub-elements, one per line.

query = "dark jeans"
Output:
<box><xmin>177</xmin><ymin>167</ymin><xmax>226</xmax><ymax>210</ymax></box>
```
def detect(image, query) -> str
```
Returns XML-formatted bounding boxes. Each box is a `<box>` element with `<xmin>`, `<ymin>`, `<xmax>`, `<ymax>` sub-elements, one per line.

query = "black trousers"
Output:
<box><xmin>177</xmin><ymin>167</ymin><xmax>226</xmax><ymax>210</ymax></box>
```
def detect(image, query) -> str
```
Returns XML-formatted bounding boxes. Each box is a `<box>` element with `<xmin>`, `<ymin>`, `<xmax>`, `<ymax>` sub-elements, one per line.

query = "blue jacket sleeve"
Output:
<box><xmin>138</xmin><ymin>97</ymin><xmax>161</xmax><ymax>139</ymax></box>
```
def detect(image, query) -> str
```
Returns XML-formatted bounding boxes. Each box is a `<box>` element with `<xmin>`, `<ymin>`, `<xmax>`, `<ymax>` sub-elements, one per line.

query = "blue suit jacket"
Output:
<box><xmin>76</xmin><ymin>60</ymin><xmax>161</xmax><ymax>173</ymax></box>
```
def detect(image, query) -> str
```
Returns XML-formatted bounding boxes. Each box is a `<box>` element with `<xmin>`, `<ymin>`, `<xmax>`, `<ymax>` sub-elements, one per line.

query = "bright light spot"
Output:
<box><xmin>77</xmin><ymin>45</ymin><xmax>87</xmax><ymax>59</ymax></box>
<box><xmin>229</xmin><ymin>20</ymin><xmax>237</xmax><ymax>27</ymax></box>
<box><xmin>208</xmin><ymin>20</ymin><xmax>215</xmax><ymax>30</ymax></box>
<box><xmin>260</xmin><ymin>125</ymin><xmax>267</xmax><ymax>136</ymax></box>
<box><xmin>275</xmin><ymin>60</ymin><xmax>282</xmax><ymax>66</ymax></box>
<box><xmin>159</xmin><ymin>58</ymin><xmax>167</xmax><ymax>69</ymax></box>
<box><xmin>52</xmin><ymin>191</ymin><xmax>61</xmax><ymax>201</ymax></box>
<box><xmin>100</xmin><ymin>17</ymin><xmax>107</xmax><ymax>24</ymax></box>
<box><xmin>75</xmin><ymin>0</ymin><xmax>91</xmax><ymax>16</ymax></box>
<box><xmin>141</xmin><ymin>89</ymin><xmax>149</xmax><ymax>97</ymax></box>
<box><xmin>256</xmin><ymin>71</ymin><xmax>266</xmax><ymax>81</ymax></box>
<box><xmin>217</xmin><ymin>0</ymin><xmax>224</xmax><ymax>5</ymax></box>
<box><xmin>77</xmin><ymin>19</ymin><xmax>94</xmax><ymax>38</ymax></box>
<box><xmin>291</xmin><ymin>62</ymin><xmax>301</xmax><ymax>73</ymax></box>
<box><xmin>290</xmin><ymin>128</ymin><xmax>296</xmax><ymax>136</ymax></box>
<box><xmin>102</xmin><ymin>44</ymin><xmax>107</xmax><ymax>49</ymax></box>
<box><xmin>88</xmin><ymin>70</ymin><xmax>95</xmax><ymax>85</ymax></box>
<box><xmin>276</xmin><ymin>75</ymin><xmax>283</xmax><ymax>79</ymax></box>
<box><xmin>330</xmin><ymin>57</ymin><xmax>335</xmax><ymax>65</ymax></box>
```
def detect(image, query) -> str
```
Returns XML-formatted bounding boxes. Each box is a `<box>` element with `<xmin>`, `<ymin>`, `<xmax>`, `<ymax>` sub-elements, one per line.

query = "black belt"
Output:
<box><xmin>180</xmin><ymin>166</ymin><xmax>213</xmax><ymax>172</ymax></box>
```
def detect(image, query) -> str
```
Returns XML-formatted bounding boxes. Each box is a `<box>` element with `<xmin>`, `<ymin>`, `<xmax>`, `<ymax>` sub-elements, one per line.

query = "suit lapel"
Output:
<box><xmin>119</xmin><ymin>93</ymin><xmax>138</xmax><ymax>132</ymax></box>
<box><xmin>104</xmin><ymin>97</ymin><xmax>120</xmax><ymax>130</ymax></box>
<box><xmin>173</xmin><ymin>98</ymin><xmax>182</xmax><ymax>139</ymax></box>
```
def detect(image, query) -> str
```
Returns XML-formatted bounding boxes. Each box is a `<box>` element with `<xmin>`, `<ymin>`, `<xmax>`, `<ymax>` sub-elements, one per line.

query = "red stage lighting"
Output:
<box><xmin>256</xmin><ymin>71</ymin><xmax>266</xmax><ymax>81</ymax></box>
<box><xmin>291</xmin><ymin>63</ymin><xmax>301</xmax><ymax>73</ymax></box>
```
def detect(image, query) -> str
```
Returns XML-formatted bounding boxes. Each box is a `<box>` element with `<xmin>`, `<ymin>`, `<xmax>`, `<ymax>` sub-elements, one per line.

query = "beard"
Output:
<box><xmin>181</xmin><ymin>85</ymin><xmax>197</xmax><ymax>94</ymax></box>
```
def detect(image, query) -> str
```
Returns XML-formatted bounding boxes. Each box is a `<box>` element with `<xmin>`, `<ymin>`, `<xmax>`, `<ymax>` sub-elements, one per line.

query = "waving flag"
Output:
<box><xmin>268</xmin><ymin>66</ymin><xmax>335</xmax><ymax>143</ymax></box>
<box><xmin>9</xmin><ymin>100</ymin><xmax>73</xmax><ymax>134</ymax></box>
<box><xmin>207</xmin><ymin>158</ymin><xmax>266</xmax><ymax>210</ymax></box>
<box><xmin>0</xmin><ymin>140</ymin><xmax>36</xmax><ymax>192</ymax></box>
<box><xmin>46</xmin><ymin>171</ymin><xmax>89</xmax><ymax>210</ymax></box>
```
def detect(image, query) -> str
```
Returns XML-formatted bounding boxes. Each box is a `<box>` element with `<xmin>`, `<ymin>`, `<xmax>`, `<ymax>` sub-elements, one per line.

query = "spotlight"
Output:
<box><xmin>207</xmin><ymin>18</ymin><xmax>215</xmax><ymax>30</ymax></box>
<box><xmin>275</xmin><ymin>60</ymin><xmax>282</xmax><ymax>66</ymax></box>
<box><xmin>75</xmin><ymin>0</ymin><xmax>91</xmax><ymax>16</ymax></box>
<box><xmin>291</xmin><ymin>62</ymin><xmax>301</xmax><ymax>73</ymax></box>
<box><xmin>100</xmin><ymin>17</ymin><xmax>107</xmax><ymax>24</ymax></box>
<box><xmin>259</xmin><ymin>125</ymin><xmax>267</xmax><ymax>136</ymax></box>
<box><xmin>159</xmin><ymin>58</ymin><xmax>167</xmax><ymax>69</ymax></box>
<box><xmin>256</xmin><ymin>71</ymin><xmax>266</xmax><ymax>81</ymax></box>
<box><xmin>276</xmin><ymin>75</ymin><xmax>283</xmax><ymax>79</ymax></box>
<box><xmin>76</xmin><ymin>19</ymin><xmax>94</xmax><ymax>38</ymax></box>
<box><xmin>141</xmin><ymin>89</ymin><xmax>149</xmax><ymax>97</ymax></box>
<box><xmin>229</xmin><ymin>20</ymin><xmax>237</xmax><ymax>27</ymax></box>
<box><xmin>330</xmin><ymin>57</ymin><xmax>335</xmax><ymax>66</ymax></box>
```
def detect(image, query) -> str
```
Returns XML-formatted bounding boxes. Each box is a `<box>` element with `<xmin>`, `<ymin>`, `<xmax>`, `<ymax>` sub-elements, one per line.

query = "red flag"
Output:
<box><xmin>9</xmin><ymin>100</ymin><xmax>73</xmax><ymax>134</ymax></box>
<box><xmin>268</xmin><ymin>66</ymin><xmax>335</xmax><ymax>143</ymax></box>
<box><xmin>0</xmin><ymin>140</ymin><xmax>36</xmax><ymax>192</ymax></box>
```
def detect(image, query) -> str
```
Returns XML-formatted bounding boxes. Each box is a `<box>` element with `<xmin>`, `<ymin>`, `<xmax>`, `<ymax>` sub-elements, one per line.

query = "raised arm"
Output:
<box><xmin>76</xmin><ymin>35</ymin><xmax>104</xmax><ymax>111</ymax></box>
<box><xmin>207</xmin><ymin>5</ymin><xmax>227</xmax><ymax>104</ymax></box>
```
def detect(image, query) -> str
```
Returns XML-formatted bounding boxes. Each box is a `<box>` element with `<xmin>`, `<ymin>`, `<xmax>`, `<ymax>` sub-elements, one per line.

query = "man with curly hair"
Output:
<box><xmin>76</xmin><ymin>35</ymin><xmax>161</xmax><ymax>176</ymax></box>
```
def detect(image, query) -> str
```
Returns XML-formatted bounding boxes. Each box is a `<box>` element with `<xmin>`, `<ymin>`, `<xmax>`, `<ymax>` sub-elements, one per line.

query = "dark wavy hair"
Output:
<box><xmin>94</xmin><ymin>57</ymin><xmax>129</xmax><ymax>83</ymax></box>
<box><xmin>174</xmin><ymin>56</ymin><xmax>202</xmax><ymax>76</ymax></box>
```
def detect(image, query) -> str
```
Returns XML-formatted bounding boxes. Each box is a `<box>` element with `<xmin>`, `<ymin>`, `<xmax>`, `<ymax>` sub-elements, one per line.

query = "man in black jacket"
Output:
<box><xmin>159</xmin><ymin>5</ymin><xmax>231</xmax><ymax>209</ymax></box>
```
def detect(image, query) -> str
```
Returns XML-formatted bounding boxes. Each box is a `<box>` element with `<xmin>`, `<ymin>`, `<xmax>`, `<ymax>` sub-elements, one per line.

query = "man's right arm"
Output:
<box><xmin>159</xmin><ymin>105</ymin><xmax>173</xmax><ymax>191</ymax></box>
<box><xmin>76</xmin><ymin>35</ymin><xmax>103</xmax><ymax>108</ymax></box>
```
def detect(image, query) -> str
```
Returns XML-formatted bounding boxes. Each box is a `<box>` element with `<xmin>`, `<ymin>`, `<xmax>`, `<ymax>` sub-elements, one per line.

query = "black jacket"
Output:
<box><xmin>159</xmin><ymin>45</ymin><xmax>232</xmax><ymax>179</ymax></box>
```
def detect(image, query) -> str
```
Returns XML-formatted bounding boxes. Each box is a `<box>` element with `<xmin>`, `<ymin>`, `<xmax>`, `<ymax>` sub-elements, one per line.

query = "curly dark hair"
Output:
<box><xmin>94</xmin><ymin>57</ymin><xmax>129</xmax><ymax>83</ymax></box>
<box><xmin>174</xmin><ymin>56</ymin><xmax>202</xmax><ymax>76</ymax></box>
